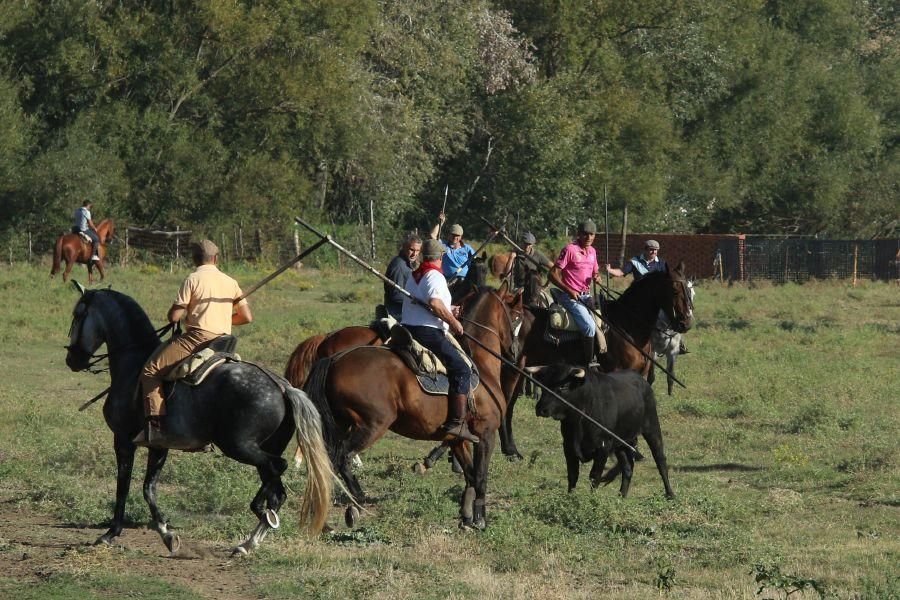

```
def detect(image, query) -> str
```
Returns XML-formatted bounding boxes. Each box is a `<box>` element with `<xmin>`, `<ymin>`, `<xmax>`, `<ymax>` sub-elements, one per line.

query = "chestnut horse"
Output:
<box><xmin>303</xmin><ymin>283</ymin><xmax>524</xmax><ymax>530</ymax></box>
<box><xmin>51</xmin><ymin>219</ymin><xmax>116</xmax><ymax>283</ymax></box>
<box><xmin>499</xmin><ymin>263</ymin><xmax>693</xmax><ymax>460</ymax></box>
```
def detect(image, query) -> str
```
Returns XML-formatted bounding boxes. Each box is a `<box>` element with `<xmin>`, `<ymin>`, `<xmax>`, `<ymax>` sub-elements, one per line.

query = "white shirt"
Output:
<box><xmin>401</xmin><ymin>269</ymin><xmax>451</xmax><ymax>331</ymax></box>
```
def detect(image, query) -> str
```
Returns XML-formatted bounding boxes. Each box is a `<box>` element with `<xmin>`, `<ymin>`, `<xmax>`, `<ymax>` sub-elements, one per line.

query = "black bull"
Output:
<box><xmin>528</xmin><ymin>364</ymin><xmax>675</xmax><ymax>499</ymax></box>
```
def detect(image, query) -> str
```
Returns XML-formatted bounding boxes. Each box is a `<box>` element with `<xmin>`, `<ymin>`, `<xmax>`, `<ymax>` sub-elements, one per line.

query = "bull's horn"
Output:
<box><xmin>524</xmin><ymin>366</ymin><xmax>545</xmax><ymax>374</ymax></box>
<box><xmin>571</xmin><ymin>368</ymin><xmax>586</xmax><ymax>379</ymax></box>
<box><xmin>72</xmin><ymin>280</ymin><xmax>86</xmax><ymax>296</ymax></box>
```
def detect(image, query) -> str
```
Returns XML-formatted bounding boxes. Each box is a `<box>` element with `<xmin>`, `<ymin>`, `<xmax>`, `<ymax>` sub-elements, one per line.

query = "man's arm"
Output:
<box><xmin>167</xmin><ymin>303</ymin><xmax>187</xmax><ymax>324</ymax></box>
<box><xmin>548</xmin><ymin>266</ymin><xmax>578</xmax><ymax>300</ymax></box>
<box><xmin>428</xmin><ymin>297</ymin><xmax>464</xmax><ymax>335</ymax></box>
<box><xmin>428</xmin><ymin>212</ymin><xmax>447</xmax><ymax>240</ymax></box>
<box><xmin>232</xmin><ymin>301</ymin><xmax>252</xmax><ymax>326</ymax></box>
<box><xmin>605</xmin><ymin>264</ymin><xmax>625</xmax><ymax>278</ymax></box>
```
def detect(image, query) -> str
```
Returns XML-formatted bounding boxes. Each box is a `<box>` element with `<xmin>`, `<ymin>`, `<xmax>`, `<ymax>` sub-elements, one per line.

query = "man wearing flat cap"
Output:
<box><xmin>401</xmin><ymin>238</ymin><xmax>479</xmax><ymax>443</ymax></box>
<box><xmin>430</xmin><ymin>212</ymin><xmax>475</xmax><ymax>280</ymax></box>
<box><xmin>548</xmin><ymin>220</ymin><xmax>605</xmax><ymax>366</ymax></box>
<box><xmin>134</xmin><ymin>239</ymin><xmax>253</xmax><ymax>447</ymax></box>
<box><xmin>503</xmin><ymin>231</ymin><xmax>553</xmax><ymax>296</ymax></box>
<box><xmin>606</xmin><ymin>239</ymin><xmax>668</xmax><ymax>282</ymax></box>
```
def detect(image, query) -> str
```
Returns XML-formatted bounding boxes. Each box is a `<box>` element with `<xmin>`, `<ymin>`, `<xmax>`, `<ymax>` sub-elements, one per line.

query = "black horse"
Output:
<box><xmin>64</xmin><ymin>282</ymin><xmax>335</xmax><ymax>555</ymax></box>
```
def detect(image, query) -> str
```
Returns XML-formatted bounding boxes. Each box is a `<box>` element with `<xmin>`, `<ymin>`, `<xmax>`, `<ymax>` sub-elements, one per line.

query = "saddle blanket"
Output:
<box><xmin>164</xmin><ymin>347</ymin><xmax>242</xmax><ymax>386</ymax></box>
<box><xmin>384</xmin><ymin>325</ymin><xmax>480</xmax><ymax>397</ymax></box>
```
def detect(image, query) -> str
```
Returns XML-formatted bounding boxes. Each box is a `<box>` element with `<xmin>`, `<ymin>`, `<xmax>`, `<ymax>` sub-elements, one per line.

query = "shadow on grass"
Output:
<box><xmin>673</xmin><ymin>463</ymin><xmax>762</xmax><ymax>473</ymax></box>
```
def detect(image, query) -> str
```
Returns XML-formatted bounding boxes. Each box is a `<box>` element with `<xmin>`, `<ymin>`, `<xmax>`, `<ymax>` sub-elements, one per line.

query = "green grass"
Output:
<box><xmin>1</xmin><ymin>261</ymin><xmax>898</xmax><ymax>598</ymax></box>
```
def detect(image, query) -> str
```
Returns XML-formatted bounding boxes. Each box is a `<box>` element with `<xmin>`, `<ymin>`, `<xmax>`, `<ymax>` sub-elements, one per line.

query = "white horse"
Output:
<box><xmin>650</xmin><ymin>280</ymin><xmax>694</xmax><ymax>395</ymax></box>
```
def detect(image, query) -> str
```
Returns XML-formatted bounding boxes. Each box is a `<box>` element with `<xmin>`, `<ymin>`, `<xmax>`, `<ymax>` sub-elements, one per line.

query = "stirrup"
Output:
<box><xmin>441</xmin><ymin>421</ymin><xmax>479</xmax><ymax>444</ymax></box>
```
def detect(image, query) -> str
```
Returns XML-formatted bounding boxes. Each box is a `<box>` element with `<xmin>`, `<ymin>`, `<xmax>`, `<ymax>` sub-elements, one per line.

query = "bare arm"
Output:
<box><xmin>428</xmin><ymin>297</ymin><xmax>463</xmax><ymax>335</ymax></box>
<box><xmin>428</xmin><ymin>212</ymin><xmax>447</xmax><ymax>240</ymax></box>
<box><xmin>232</xmin><ymin>301</ymin><xmax>252</xmax><ymax>326</ymax></box>
<box><xmin>605</xmin><ymin>264</ymin><xmax>625</xmax><ymax>277</ymax></box>
<box><xmin>548</xmin><ymin>266</ymin><xmax>578</xmax><ymax>300</ymax></box>
<box><xmin>167</xmin><ymin>303</ymin><xmax>186</xmax><ymax>323</ymax></box>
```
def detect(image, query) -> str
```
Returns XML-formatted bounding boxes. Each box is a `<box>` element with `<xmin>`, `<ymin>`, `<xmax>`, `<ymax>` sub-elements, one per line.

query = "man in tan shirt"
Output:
<box><xmin>134</xmin><ymin>239</ymin><xmax>252</xmax><ymax>447</ymax></box>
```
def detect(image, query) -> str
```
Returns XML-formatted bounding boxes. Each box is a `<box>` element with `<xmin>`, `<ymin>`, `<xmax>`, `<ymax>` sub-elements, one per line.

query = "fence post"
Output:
<box><xmin>221</xmin><ymin>232</ymin><xmax>227</xmax><ymax>265</ymax></box>
<box><xmin>239</xmin><ymin>222</ymin><xmax>245</xmax><ymax>260</ymax></box>
<box><xmin>852</xmin><ymin>244</ymin><xmax>858</xmax><ymax>287</ymax></box>
<box><xmin>175</xmin><ymin>226</ymin><xmax>180</xmax><ymax>261</ymax></box>
<box><xmin>28</xmin><ymin>231</ymin><xmax>32</xmax><ymax>263</ymax></box>
<box><xmin>124</xmin><ymin>228</ymin><xmax>129</xmax><ymax>268</ymax></box>
<box><xmin>293</xmin><ymin>227</ymin><xmax>302</xmax><ymax>271</ymax></box>
<box><xmin>369</xmin><ymin>198</ymin><xmax>376</xmax><ymax>260</ymax></box>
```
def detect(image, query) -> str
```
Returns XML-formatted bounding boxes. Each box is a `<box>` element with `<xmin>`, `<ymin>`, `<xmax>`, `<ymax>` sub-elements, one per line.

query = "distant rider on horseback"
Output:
<box><xmin>134</xmin><ymin>240</ymin><xmax>253</xmax><ymax>447</ymax></box>
<box><xmin>401</xmin><ymin>238</ymin><xmax>479</xmax><ymax>443</ymax></box>
<box><xmin>548</xmin><ymin>220</ymin><xmax>605</xmax><ymax>366</ymax></box>
<box><xmin>73</xmin><ymin>200</ymin><xmax>101</xmax><ymax>263</ymax></box>
<box><xmin>502</xmin><ymin>231</ymin><xmax>553</xmax><ymax>291</ymax></box>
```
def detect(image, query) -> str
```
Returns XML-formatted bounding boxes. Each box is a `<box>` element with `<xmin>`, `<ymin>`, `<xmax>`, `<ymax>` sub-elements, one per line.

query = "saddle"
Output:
<box><xmin>543</xmin><ymin>288</ymin><xmax>607</xmax><ymax>352</ymax></box>
<box><xmin>77</xmin><ymin>231</ymin><xmax>93</xmax><ymax>244</ymax></box>
<box><xmin>385</xmin><ymin>324</ymin><xmax>479</xmax><ymax>397</ymax></box>
<box><xmin>163</xmin><ymin>334</ymin><xmax>241</xmax><ymax>386</ymax></box>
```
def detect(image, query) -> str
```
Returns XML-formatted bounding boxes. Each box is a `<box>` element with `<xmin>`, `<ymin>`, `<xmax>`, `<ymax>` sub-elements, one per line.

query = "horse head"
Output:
<box><xmin>98</xmin><ymin>219</ymin><xmax>116</xmax><ymax>244</ymax></box>
<box><xmin>467</xmin><ymin>251</ymin><xmax>488</xmax><ymax>288</ymax></box>
<box><xmin>65</xmin><ymin>281</ymin><xmax>106</xmax><ymax>371</ymax></box>
<box><xmin>666</xmin><ymin>262</ymin><xmax>693</xmax><ymax>333</ymax></box>
<box><xmin>465</xmin><ymin>280</ymin><xmax>524</xmax><ymax>360</ymax></box>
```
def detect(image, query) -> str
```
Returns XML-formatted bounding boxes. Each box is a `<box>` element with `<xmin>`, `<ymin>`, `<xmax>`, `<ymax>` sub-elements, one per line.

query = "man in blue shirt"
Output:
<box><xmin>605</xmin><ymin>239</ymin><xmax>667</xmax><ymax>282</ymax></box>
<box><xmin>72</xmin><ymin>200</ymin><xmax>101</xmax><ymax>262</ymax></box>
<box><xmin>429</xmin><ymin>212</ymin><xmax>475</xmax><ymax>281</ymax></box>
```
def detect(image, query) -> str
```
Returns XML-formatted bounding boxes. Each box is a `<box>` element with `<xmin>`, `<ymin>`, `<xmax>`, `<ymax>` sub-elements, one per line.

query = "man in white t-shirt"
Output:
<box><xmin>401</xmin><ymin>239</ymin><xmax>479</xmax><ymax>443</ymax></box>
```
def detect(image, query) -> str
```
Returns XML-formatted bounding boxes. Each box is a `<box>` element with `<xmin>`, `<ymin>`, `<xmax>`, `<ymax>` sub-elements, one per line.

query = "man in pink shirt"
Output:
<box><xmin>548</xmin><ymin>220</ymin><xmax>604</xmax><ymax>365</ymax></box>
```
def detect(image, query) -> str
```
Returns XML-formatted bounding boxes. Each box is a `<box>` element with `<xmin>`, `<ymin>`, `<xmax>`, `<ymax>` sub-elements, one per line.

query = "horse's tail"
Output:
<box><xmin>285</xmin><ymin>384</ymin><xmax>335</xmax><ymax>536</ymax></box>
<box><xmin>50</xmin><ymin>235</ymin><xmax>64</xmax><ymax>276</ymax></box>
<box><xmin>284</xmin><ymin>333</ymin><xmax>328</xmax><ymax>388</ymax></box>
<box><xmin>302</xmin><ymin>358</ymin><xmax>344</xmax><ymax>469</ymax></box>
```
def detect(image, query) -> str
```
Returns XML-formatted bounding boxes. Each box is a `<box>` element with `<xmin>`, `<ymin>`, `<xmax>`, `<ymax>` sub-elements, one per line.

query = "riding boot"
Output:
<box><xmin>581</xmin><ymin>335</ymin><xmax>596</xmax><ymax>367</ymax></box>
<box><xmin>440</xmin><ymin>394</ymin><xmax>479</xmax><ymax>443</ymax></box>
<box><xmin>133</xmin><ymin>416</ymin><xmax>164</xmax><ymax>448</ymax></box>
<box><xmin>679</xmin><ymin>341</ymin><xmax>690</xmax><ymax>355</ymax></box>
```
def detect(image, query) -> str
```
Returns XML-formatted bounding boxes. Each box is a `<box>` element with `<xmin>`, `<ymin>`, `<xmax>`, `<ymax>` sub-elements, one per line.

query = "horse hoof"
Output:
<box><xmin>458</xmin><ymin>519</ymin><xmax>474</xmax><ymax>532</ymax></box>
<box><xmin>165</xmin><ymin>533</ymin><xmax>181</xmax><ymax>555</ymax></box>
<box><xmin>231</xmin><ymin>545</ymin><xmax>249</xmax><ymax>557</ymax></box>
<box><xmin>265</xmin><ymin>509</ymin><xmax>280</xmax><ymax>529</ymax></box>
<box><xmin>505</xmin><ymin>452</ymin><xmax>523</xmax><ymax>463</ymax></box>
<box><xmin>412</xmin><ymin>462</ymin><xmax>428</xmax><ymax>476</ymax></box>
<box><xmin>345</xmin><ymin>506</ymin><xmax>359</xmax><ymax>528</ymax></box>
<box><xmin>351</xmin><ymin>454</ymin><xmax>363</xmax><ymax>468</ymax></box>
<box><xmin>473</xmin><ymin>517</ymin><xmax>486</xmax><ymax>531</ymax></box>
<box><xmin>94</xmin><ymin>535</ymin><xmax>111</xmax><ymax>546</ymax></box>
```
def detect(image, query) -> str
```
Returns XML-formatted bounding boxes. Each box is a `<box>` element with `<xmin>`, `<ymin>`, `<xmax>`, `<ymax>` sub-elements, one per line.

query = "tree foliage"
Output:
<box><xmin>0</xmin><ymin>0</ymin><xmax>896</xmax><ymax>252</ymax></box>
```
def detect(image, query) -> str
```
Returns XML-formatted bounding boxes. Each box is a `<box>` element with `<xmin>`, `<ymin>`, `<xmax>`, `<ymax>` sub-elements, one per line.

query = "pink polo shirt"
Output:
<box><xmin>555</xmin><ymin>243</ymin><xmax>598</xmax><ymax>293</ymax></box>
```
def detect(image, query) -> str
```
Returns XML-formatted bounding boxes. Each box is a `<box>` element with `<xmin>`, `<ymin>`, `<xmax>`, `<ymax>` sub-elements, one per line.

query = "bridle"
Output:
<box><xmin>460</xmin><ymin>289</ymin><xmax>524</xmax><ymax>361</ymax></box>
<box><xmin>66</xmin><ymin>292</ymin><xmax>173</xmax><ymax>373</ymax></box>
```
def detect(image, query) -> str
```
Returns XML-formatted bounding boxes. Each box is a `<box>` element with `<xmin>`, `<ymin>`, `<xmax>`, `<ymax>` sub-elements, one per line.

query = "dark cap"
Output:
<box><xmin>578</xmin><ymin>220</ymin><xmax>597</xmax><ymax>234</ymax></box>
<box><xmin>521</xmin><ymin>232</ymin><xmax>536</xmax><ymax>245</ymax></box>
<box><xmin>422</xmin><ymin>239</ymin><xmax>445</xmax><ymax>260</ymax></box>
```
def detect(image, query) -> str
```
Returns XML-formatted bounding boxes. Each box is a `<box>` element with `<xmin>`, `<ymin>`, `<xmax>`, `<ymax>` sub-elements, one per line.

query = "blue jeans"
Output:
<box><xmin>557</xmin><ymin>292</ymin><xmax>596</xmax><ymax>337</ymax></box>
<box><xmin>405</xmin><ymin>325</ymin><xmax>471</xmax><ymax>395</ymax></box>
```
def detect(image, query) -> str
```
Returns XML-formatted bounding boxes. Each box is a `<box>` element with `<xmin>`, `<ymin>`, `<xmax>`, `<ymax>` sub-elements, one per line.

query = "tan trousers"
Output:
<box><xmin>140</xmin><ymin>328</ymin><xmax>219</xmax><ymax>417</ymax></box>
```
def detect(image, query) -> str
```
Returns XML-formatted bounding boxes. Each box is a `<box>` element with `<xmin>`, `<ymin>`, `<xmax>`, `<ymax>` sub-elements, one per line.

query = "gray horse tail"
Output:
<box><xmin>285</xmin><ymin>384</ymin><xmax>335</xmax><ymax>536</ymax></box>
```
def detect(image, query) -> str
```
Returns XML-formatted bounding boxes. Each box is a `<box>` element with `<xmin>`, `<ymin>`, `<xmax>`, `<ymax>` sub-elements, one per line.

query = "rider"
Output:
<box><xmin>548</xmin><ymin>220</ymin><xmax>605</xmax><ymax>366</ymax></box>
<box><xmin>134</xmin><ymin>240</ymin><xmax>253</xmax><ymax>447</ymax></box>
<box><xmin>401</xmin><ymin>238</ymin><xmax>479</xmax><ymax>443</ymax></box>
<box><xmin>606</xmin><ymin>239</ymin><xmax>688</xmax><ymax>354</ymax></box>
<box><xmin>383</xmin><ymin>232</ymin><xmax>422</xmax><ymax>320</ymax></box>
<box><xmin>72</xmin><ymin>200</ymin><xmax>101</xmax><ymax>263</ymax></box>
<box><xmin>502</xmin><ymin>231</ymin><xmax>553</xmax><ymax>291</ymax></box>
<box><xmin>429</xmin><ymin>212</ymin><xmax>475</xmax><ymax>281</ymax></box>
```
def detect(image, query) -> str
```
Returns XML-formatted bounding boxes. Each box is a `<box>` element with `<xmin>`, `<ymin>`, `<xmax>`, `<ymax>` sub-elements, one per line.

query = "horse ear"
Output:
<box><xmin>72</xmin><ymin>280</ymin><xmax>86</xmax><ymax>296</ymax></box>
<box><xmin>481</xmin><ymin>251</ymin><xmax>487</xmax><ymax>260</ymax></box>
<box><xmin>674</xmin><ymin>261</ymin><xmax>686</xmax><ymax>278</ymax></box>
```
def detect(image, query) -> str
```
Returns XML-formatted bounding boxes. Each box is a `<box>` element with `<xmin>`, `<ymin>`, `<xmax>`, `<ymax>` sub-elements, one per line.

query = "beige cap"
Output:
<box><xmin>422</xmin><ymin>239</ymin><xmax>445</xmax><ymax>260</ymax></box>
<box><xmin>448</xmin><ymin>223</ymin><xmax>464</xmax><ymax>236</ymax></box>
<box><xmin>645</xmin><ymin>239</ymin><xmax>660</xmax><ymax>250</ymax></box>
<box><xmin>194</xmin><ymin>239</ymin><xmax>219</xmax><ymax>257</ymax></box>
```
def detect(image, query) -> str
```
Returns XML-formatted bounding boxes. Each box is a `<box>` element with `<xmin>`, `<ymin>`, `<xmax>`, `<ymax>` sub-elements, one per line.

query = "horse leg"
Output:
<box><xmin>96</xmin><ymin>435</ymin><xmax>136</xmax><ymax>545</ymax></box>
<box><xmin>96</xmin><ymin>259</ymin><xmax>106</xmax><ymax>282</ymax></box>
<box><xmin>452</xmin><ymin>443</ymin><xmax>477</xmax><ymax>528</ymax></box>
<box><xmin>471</xmin><ymin>430</ymin><xmax>496</xmax><ymax>530</ymax></box>
<box><xmin>142</xmin><ymin>448</ymin><xmax>180</xmax><ymax>554</ymax></box>
<box><xmin>666</xmin><ymin>351</ymin><xmax>676</xmax><ymax>396</ymax></box>
<box><xmin>234</xmin><ymin>459</ymin><xmax>289</xmax><ymax>556</ymax></box>
<box><xmin>62</xmin><ymin>258</ymin><xmax>74</xmax><ymax>283</ymax></box>
<box><xmin>500</xmin><ymin>369</ymin><xmax>524</xmax><ymax>461</ymax></box>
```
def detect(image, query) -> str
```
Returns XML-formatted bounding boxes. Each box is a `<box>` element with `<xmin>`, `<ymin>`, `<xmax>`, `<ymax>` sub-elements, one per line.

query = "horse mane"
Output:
<box><xmin>89</xmin><ymin>289</ymin><xmax>159</xmax><ymax>348</ymax></box>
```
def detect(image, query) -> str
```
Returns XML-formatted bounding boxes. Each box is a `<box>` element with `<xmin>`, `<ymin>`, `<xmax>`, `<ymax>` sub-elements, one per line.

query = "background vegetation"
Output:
<box><xmin>0</xmin><ymin>261</ymin><xmax>897</xmax><ymax>598</ymax></box>
<box><xmin>1</xmin><ymin>0</ymin><xmax>898</xmax><ymax>255</ymax></box>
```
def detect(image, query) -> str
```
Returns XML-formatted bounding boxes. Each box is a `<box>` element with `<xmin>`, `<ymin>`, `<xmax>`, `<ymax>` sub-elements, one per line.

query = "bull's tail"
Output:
<box><xmin>285</xmin><ymin>385</ymin><xmax>335</xmax><ymax>536</ymax></box>
<box><xmin>50</xmin><ymin>235</ymin><xmax>64</xmax><ymax>277</ymax></box>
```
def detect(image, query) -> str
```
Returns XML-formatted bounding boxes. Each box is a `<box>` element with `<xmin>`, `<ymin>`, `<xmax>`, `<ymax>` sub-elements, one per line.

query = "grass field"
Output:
<box><xmin>0</xmin><ymin>259</ymin><xmax>897</xmax><ymax>599</ymax></box>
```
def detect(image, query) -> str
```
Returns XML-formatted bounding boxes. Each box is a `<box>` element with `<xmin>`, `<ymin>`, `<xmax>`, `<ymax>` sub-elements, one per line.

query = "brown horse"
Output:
<box><xmin>51</xmin><ymin>219</ymin><xmax>116</xmax><ymax>284</ymax></box>
<box><xmin>499</xmin><ymin>263</ymin><xmax>694</xmax><ymax>460</ymax></box>
<box><xmin>488</xmin><ymin>252</ymin><xmax>513</xmax><ymax>279</ymax></box>
<box><xmin>285</xmin><ymin>327</ymin><xmax>384</xmax><ymax>389</ymax></box>
<box><xmin>303</xmin><ymin>282</ymin><xmax>524</xmax><ymax>530</ymax></box>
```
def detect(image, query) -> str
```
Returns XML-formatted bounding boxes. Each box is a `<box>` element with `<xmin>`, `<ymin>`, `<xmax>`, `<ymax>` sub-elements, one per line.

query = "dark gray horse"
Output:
<box><xmin>64</xmin><ymin>282</ymin><xmax>334</xmax><ymax>555</ymax></box>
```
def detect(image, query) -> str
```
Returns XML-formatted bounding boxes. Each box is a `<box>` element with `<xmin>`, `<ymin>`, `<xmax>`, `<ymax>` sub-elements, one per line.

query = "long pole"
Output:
<box><xmin>604</xmin><ymin>185</ymin><xmax>610</xmax><ymax>287</ymax></box>
<box><xmin>437</xmin><ymin>184</ymin><xmax>448</xmax><ymax>239</ymax></box>
<box><xmin>234</xmin><ymin>238</ymin><xmax>329</xmax><ymax>303</ymax></box>
<box><xmin>294</xmin><ymin>215</ymin><xmax>642</xmax><ymax>457</ymax></box>
<box><xmin>479</xmin><ymin>215</ymin><xmax>685</xmax><ymax>389</ymax></box>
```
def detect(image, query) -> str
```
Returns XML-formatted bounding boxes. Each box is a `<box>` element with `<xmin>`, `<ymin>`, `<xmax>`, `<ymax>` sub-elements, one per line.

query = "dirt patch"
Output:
<box><xmin>0</xmin><ymin>492</ymin><xmax>262</xmax><ymax>599</ymax></box>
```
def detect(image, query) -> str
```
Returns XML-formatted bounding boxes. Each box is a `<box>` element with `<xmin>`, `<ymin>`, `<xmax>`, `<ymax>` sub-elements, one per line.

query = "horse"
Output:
<box><xmin>63</xmin><ymin>282</ymin><xmax>335</xmax><ymax>555</ymax></box>
<box><xmin>649</xmin><ymin>280</ymin><xmax>695</xmax><ymax>396</ymax></box>
<box><xmin>303</xmin><ymin>282</ymin><xmax>524</xmax><ymax>530</ymax></box>
<box><xmin>498</xmin><ymin>263</ymin><xmax>693</xmax><ymax>460</ymax></box>
<box><xmin>488</xmin><ymin>252</ymin><xmax>513</xmax><ymax>279</ymax></box>
<box><xmin>51</xmin><ymin>219</ymin><xmax>116</xmax><ymax>284</ymax></box>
